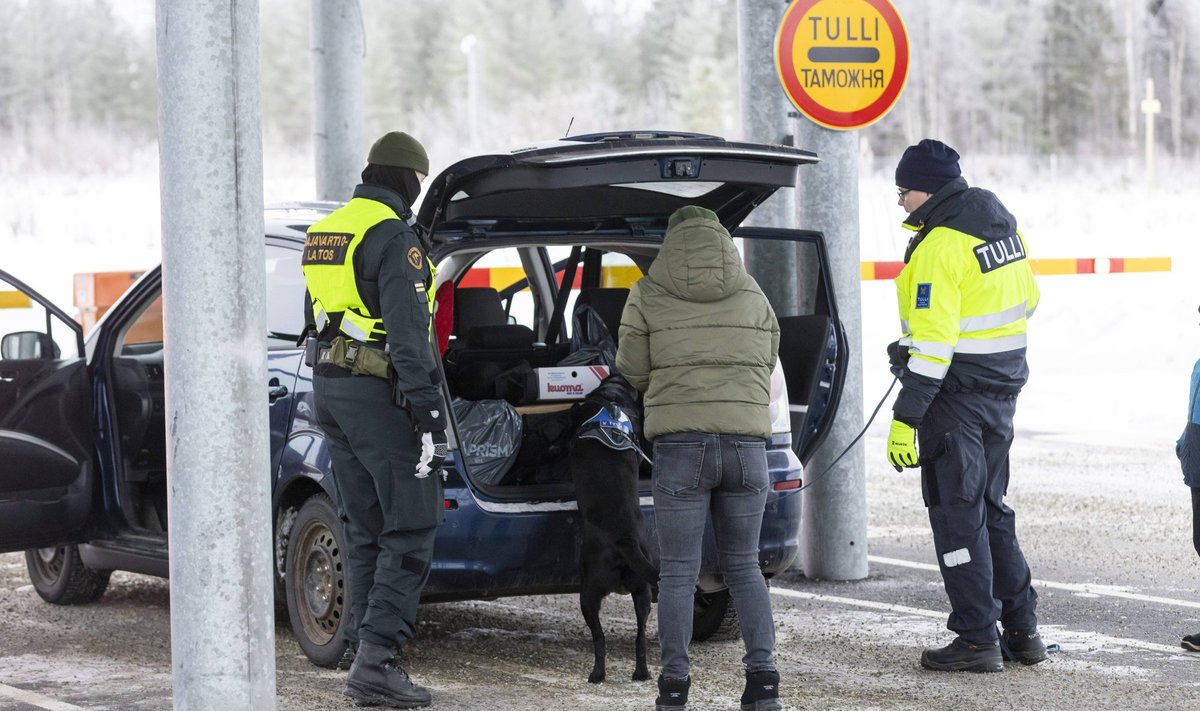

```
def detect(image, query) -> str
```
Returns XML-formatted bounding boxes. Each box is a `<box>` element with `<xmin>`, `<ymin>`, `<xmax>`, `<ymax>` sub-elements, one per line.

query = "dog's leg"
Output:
<box><xmin>631</xmin><ymin>584</ymin><xmax>652</xmax><ymax>681</ymax></box>
<box><xmin>580</xmin><ymin>586</ymin><xmax>607</xmax><ymax>683</ymax></box>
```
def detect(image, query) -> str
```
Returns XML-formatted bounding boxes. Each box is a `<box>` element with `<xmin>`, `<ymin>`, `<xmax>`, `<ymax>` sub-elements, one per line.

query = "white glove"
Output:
<box><xmin>416</xmin><ymin>430</ymin><xmax>448</xmax><ymax>478</ymax></box>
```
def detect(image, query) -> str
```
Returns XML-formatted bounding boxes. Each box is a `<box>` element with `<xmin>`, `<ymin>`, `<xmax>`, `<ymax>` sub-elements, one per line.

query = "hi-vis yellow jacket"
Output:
<box><xmin>892</xmin><ymin>177</ymin><xmax>1040</xmax><ymax>427</ymax></box>
<box><xmin>302</xmin><ymin>184</ymin><xmax>446</xmax><ymax>433</ymax></box>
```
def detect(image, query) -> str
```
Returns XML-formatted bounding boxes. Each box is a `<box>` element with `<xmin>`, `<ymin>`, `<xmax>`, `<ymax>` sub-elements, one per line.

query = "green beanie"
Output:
<box><xmin>667</xmin><ymin>205</ymin><xmax>720</xmax><ymax>231</ymax></box>
<box><xmin>367</xmin><ymin>131</ymin><xmax>429</xmax><ymax>174</ymax></box>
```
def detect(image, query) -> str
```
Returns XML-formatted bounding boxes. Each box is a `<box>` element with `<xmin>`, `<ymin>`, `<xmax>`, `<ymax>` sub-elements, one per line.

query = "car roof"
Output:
<box><xmin>264</xmin><ymin>201</ymin><xmax>341</xmax><ymax>243</ymax></box>
<box><xmin>416</xmin><ymin>131</ymin><xmax>818</xmax><ymax>244</ymax></box>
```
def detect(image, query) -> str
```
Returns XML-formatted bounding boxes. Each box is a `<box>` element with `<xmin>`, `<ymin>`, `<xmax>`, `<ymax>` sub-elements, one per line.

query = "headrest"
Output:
<box><xmin>466</xmin><ymin>324</ymin><xmax>536</xmax><ymax>349</ymax></box>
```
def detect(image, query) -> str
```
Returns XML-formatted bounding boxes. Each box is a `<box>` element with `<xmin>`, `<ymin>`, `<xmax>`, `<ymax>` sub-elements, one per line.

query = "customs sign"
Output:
<box><xmin>775</xmin><ymin>0</ymin><xmax>909</xmax><ymax>130</ymax></box>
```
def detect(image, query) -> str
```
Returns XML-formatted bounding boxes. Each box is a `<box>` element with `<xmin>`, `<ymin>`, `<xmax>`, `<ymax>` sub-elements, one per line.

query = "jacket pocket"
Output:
<box><xmin>734</xmin><ymin>439</ymin><xmax>768</xmax><ymax>494</ymax></box>
<box><xmin>653</xmin><ymin>441</ymin><xmax>706</xmax><ymax>496</ymax></box>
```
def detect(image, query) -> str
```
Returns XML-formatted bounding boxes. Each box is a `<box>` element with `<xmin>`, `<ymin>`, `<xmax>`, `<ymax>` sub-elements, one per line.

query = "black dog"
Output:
<box><xmin>569</xmin><ymin>373</ymin><xmax>659</xmax><ymax>683</ymax></box>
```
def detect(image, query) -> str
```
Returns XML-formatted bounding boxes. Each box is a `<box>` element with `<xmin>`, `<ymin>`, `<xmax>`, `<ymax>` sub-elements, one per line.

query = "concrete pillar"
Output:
<box><xmin>737</xmin><ymin>0</ymin><xmax>797</xmax><ymax>315</ymax></box>
<box><xmin>155</xmin><ymin>1</ymin><xmax>276</xmax><ymax>707</ymax></box>
<box><xmin>312</xmin><ymin>0</ymin><xmax>364</xmax><ymax>201</ymax></box>
<box><xmin>796</xmin><ymin>124</ymin><xmax>868</xmax><ymax>581</ymax></box>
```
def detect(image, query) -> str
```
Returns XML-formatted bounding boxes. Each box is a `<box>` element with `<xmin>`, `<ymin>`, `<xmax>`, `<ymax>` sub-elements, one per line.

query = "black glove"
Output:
<box><xmin>416</xmin><ymin>430</ymin><xmax>447</xmax><ymax>479</ymax></box>
<box><xmin>887</xmin><ymin>340</ymin><xmax>910</xmax><ymax>377</ymax></box>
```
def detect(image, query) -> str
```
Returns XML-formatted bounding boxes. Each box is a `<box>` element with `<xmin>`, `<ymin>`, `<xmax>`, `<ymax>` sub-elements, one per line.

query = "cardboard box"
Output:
<box><xmin>534</xmin><ymin>365</ymin><xmax>609</xmax><ymax>401</ymax></box>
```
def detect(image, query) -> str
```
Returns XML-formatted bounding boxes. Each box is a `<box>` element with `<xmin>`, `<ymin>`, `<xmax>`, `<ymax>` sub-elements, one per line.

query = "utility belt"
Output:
<box><xmin>305</xmin><ymin>335</ymin><xmax>393</xmax><ymax>380</ymax></box>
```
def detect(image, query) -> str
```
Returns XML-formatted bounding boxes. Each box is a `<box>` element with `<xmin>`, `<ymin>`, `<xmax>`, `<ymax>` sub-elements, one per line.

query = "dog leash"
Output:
<box><xmin>794</xmin><ymin>375</ymin><xmax>899</xmax><ymax>493</ymax></box>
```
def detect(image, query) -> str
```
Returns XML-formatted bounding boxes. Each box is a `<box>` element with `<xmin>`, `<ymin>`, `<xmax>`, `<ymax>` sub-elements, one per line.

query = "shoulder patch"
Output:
<box><xmin>973</xmin><ymin>235</ymin><xmax>1027</xmax><ymax>273</ymax></box>
<box><xmin>302</xmin><ymin>232</ymin><xmax>352</xmax><ymax>266</ymax></box>
<box><xmin>406</xmin><ymin>246</ymin><xmax>423</xmax><ymax>270</ymax></box>
<box><xmin>915</xmin><ymin>283</ymin><xmax>932</xmax><ymax>309</ymax></box>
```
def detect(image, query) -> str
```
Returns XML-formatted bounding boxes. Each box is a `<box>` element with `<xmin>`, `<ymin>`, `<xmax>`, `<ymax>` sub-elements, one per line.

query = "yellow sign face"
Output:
<box><xmin>775</xmin><ymin>0</ymin><xmax>909</xmax><ymax>130</ymax></box>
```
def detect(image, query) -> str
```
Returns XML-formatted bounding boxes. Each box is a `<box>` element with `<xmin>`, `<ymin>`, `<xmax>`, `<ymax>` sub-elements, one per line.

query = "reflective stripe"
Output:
<box><xmin>898</xmin><ymin>335</ymin><xmax>912</xmax><ymax>346</ymax></box>
<box><xmin>908</xmin><ymin>357</ymin><xmax>948</xmax><ymax>379</ymax></box>
<box><xmin>340</xmin><ymin>318</ymin><xmax>369</xmax><ymax>342</ymax></box>
<box><xmin>954</xmin><ymin>333</ymin><xmax>1027</xmax><ymax>354</ymax></box>
<box><xmin>1026</xmin><ymin>303</ymin><xmax>1038</xmax><ymax>319</ymax></box>
<box><xmin>910</xmin><ymin>340</ymin><xmax>954</xmax><ymax>360</ymax></box>
<box><xmin>314</xmin><ymin>306</ymin><xmax>328</xmax><ymax>331</ymax></box>
<box><xmin>959</xmin><ymin>302</ymin><xmax>1027</xmax><ymax>332</ymax></box>
<box><xmin>900</xmin><ymin>320</ymin><xmax>910</xmax><ymax>334</ymax></box>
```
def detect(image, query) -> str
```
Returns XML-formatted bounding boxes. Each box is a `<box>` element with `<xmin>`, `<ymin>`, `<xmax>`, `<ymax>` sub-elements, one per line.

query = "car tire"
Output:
<box><xmin>692</xmin><ymin>588</ymin><xmax>741</xmax><ymax>642</ymax></box>
<box><xmin>284</xmin><ymin>493</ymin><xmax>350</xmax><ymax>668</ymax></box>
<box><xmin>24</xmin><ymin>545</ymin><xmax>111</xmax><ymax>605</ymax></box>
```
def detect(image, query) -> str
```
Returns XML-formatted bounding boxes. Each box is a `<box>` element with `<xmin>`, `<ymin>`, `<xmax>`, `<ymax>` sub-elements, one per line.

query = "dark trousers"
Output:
<box><xmin>1191</xmin><ymin>488</ymin><xmax>1200</xmax><ymax>558</ymax></box>
<box><xmin>918</xmin><ymin>391</ymin><xmax>1038</xmax><ymax>644</ymax></box>
<box><xmin>314</xmin><ymin>372</ymin><xmax>442</xmax><ymax>650</ymax></box>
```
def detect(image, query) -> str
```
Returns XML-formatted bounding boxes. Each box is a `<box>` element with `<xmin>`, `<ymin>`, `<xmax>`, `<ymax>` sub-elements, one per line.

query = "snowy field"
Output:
<box><xmin>1</xmin><ymin>153</ymin><xmax>1196</xmax><ymax>453</ymax></box>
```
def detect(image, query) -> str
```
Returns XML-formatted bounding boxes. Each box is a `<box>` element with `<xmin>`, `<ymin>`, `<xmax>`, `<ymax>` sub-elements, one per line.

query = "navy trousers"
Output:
<box><xmin>918</xmin><ymin>390</ymin><xmax>1038</xmax><ymax>644</ymax></box>
<box><xmin>314</xmin><ymin>371</ymin><xmax>442</xmax><ymax>650</ymax></box>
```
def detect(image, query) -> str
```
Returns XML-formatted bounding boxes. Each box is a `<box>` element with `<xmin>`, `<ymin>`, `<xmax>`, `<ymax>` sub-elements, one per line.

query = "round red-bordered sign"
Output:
<box><xmin>775</xmin><ymin>0</ymin><xmax>909</xmax><ymax>130</ymax></box>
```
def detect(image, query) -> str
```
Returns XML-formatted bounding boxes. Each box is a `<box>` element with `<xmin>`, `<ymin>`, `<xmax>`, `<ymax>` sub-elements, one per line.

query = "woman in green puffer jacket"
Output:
<box><xmin>617</xmin><ymin>205</ymin><xmax>784</xmax><ymax>711</ymax></box>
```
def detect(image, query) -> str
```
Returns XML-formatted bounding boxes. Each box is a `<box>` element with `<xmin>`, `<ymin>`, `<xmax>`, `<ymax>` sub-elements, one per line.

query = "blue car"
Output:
<box><xmin>0</xmin><ymin>131</ymin><xmax>847</xmax><ymax>668</ymax></box>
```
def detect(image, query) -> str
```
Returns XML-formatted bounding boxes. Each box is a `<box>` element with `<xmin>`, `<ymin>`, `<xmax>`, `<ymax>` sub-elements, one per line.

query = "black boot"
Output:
<box><xmin>920</xmin><ymin>637</ymin><xmax>1003</xmax><ymax>673</ymax></box>
<box><xmin>740</xmin><ymin>669</ymin><xmax>783</xmax><ymax>711</ymax></box>
<box><xmin>1001</xmin><ymin>628</ymin><xmax>1049</xmax><ymax>665</ymax></box>
<box><xmin>655</xmin><ymin>674</ymin><xmax>690</xmax><ymax>710</ymax></box>
<box><xmin>344</xmin><ymin>641</ymin><xmax>431</xmax><ymax>708</ymax></box>
<box><xmin>337</xmin><ymin>641</ymin><xmax>357</xmax><ymax>671</ymax></box>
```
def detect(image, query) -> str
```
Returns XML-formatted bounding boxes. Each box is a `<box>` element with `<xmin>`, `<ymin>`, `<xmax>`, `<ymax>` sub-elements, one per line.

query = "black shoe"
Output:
<box><xmin>1001</xmin><ymin>628</ymin><xmax>1049</xmax><ymax>665</ymax></box>
<box><xmin>655</xmin><ymin>674</ymin><xmax>690</xmax><ymax>710</ymax></box>
<box><xmin>1182</xmin><ymin>632</ymin><xmax>1200</xmax><ymax>652</ymax></box>
<box><xmin>337</xmin><ymin>642</ymin><xmax>357</xmax><ymax>671</ymax></box>
<box><xmin>344</xmin><ymin>641</ymin><xmax>431</xmax><ymax>708</ymax></box>
<box><xmin>741</xmin><ymin>669</ymin><xmax>784</xmax><ymax>711</ymax></box>
<box><xmin>920</xmin><ymin>637</ymin><xmax>1003</xmax><ymax>673</ymax></box>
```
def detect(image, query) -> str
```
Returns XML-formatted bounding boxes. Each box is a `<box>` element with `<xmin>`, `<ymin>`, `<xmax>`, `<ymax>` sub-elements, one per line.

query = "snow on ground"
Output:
<box><xmin>1</xmin><ymin>153</ymin><xmax>1196</xmax><ymax>451</ymax></box>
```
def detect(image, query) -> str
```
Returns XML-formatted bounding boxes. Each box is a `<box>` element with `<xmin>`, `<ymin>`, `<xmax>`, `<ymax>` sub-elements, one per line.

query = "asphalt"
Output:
<box><xmin>1</xmin><ymin>434</ymin><xmax>1198</xmax><ymax>710</ymax></box>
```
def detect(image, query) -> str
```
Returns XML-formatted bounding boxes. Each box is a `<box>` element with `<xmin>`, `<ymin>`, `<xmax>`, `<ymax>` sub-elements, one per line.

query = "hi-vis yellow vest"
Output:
<box><xmin>302</xmin><ymin>198</ymin><xmax>434</xmax><ymax>344</ymax></box>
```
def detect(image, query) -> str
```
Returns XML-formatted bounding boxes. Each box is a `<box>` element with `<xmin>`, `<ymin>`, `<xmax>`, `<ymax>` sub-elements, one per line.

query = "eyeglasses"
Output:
<box><xmin>896</xmin><ymin>188</ymin><xmax>912</xmax><ymax>198</ymax></box>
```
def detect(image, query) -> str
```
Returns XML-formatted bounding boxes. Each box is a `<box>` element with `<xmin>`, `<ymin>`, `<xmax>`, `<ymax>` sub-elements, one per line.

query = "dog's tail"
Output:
<box><xmin>616</xmin><ymin>536</ymin><xmax>660</xmax><ymax>591</ymax></box>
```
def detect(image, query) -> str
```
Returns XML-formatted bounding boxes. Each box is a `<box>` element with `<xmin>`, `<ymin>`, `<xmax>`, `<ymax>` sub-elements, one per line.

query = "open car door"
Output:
<box><xmin>0</xmin><ymin>269</ymin><xmax>94</xmax><ymax>552</ymax></box>
<box><xmin>733</xmin><ymin>228</ymin><xmax>848</xmax><ymax>465</ymax></box>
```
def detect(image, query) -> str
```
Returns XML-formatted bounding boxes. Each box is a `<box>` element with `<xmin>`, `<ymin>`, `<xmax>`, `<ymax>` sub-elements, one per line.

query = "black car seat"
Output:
<box><xmin>445</xmin><ymin>286</ymin><xmax>546</xmax><ymax>403</ymax></box>
<box><xmin>573</xmin><ymin>287</ymin><xmax>629</xmax><ymax>345</ymax></box>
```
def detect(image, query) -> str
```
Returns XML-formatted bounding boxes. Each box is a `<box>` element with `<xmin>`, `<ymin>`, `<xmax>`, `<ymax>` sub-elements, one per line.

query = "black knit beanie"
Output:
<box><xmin>895</xmin><ymin>139</ymin><xmax>961</xmax><ymax>194</ymax></box>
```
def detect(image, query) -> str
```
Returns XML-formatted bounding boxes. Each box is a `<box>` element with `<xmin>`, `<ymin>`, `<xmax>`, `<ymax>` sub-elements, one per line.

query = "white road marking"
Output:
<box><xmin>869</xmin><ymin>554</ymin><xmax>1200</xmax><ymax>610</ymax></box>
<box><xmin>768</xmin><ymin>585</ymin><xmax>1192</xmax><ymax>656</ymax></box>
<box><xmin>0</xmin><ymin>682</ymin><xmax>86</xmax><ymax>711</ymax></box>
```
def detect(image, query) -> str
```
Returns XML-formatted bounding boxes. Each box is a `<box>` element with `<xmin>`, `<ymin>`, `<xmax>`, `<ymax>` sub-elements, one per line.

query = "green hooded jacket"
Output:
<box><xmin>616</xmin><ymin>206</ymin><xmax>780</xmax><ymax>440</ymax></box>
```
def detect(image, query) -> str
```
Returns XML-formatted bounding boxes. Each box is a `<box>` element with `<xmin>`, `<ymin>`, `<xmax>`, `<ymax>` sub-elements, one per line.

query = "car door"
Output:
<box><xmin>733</xmin><ymin>227</ymin><xmax>849</xmax><ymax>464</ymax></box>
<box><xmin>0</xmin><ymin>269</ymin><xmax>94</xmax><ymax>552</ymax></box>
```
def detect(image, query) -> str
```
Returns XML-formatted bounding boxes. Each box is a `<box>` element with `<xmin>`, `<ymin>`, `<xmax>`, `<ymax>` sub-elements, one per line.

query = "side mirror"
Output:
<box><xmin>1</xmin><ymin>331</ymin><xmax>58</xmax><ymax>360</ymax></box>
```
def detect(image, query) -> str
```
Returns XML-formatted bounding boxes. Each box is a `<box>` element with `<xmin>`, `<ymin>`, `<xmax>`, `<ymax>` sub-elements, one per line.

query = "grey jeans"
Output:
<box><xmin>652</xmin><ymin>432</ymin><xmax>777</xmax><ymax>678</ymax></box>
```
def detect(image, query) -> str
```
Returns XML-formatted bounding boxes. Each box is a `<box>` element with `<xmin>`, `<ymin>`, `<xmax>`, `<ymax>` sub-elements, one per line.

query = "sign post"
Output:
<box><xmin>775</xmin><ymin>0</ymin><xmax>909</xmax><ymax>582</ymax></box>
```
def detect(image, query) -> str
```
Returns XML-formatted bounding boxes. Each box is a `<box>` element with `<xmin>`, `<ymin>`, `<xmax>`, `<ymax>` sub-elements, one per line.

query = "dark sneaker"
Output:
<box><xmin>920</xmin><ymin>637</ymin><xmax>1003</xmax><ymax>673</ymax></box>
<box><xmin>344</xmin><ymin>641</ymin><xmax>431</xmax><ymax>708</ymax></box>
<box><xmin>741</xmin><ymin>669</ymin><xmax>784</xmax><ymax>711</ymax></box>
<box><xmin>1001</xmin><ymin>628</ymin><xmax>1049</xmax><ymax>665</ymax></box>
<box><xmin>655</xmin><ymin>674</ymin><xmax>690</xmax><ymax>710</ymax></box>
<box><xmin>1182</xmin><ymin>632</ymin><xmax>1200</xmax><ymax>652</ymax></box>
<box><xmin>337</xmin><ymin>642</ymin><xmax>357</xmax><ymax>671</ymax></box>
